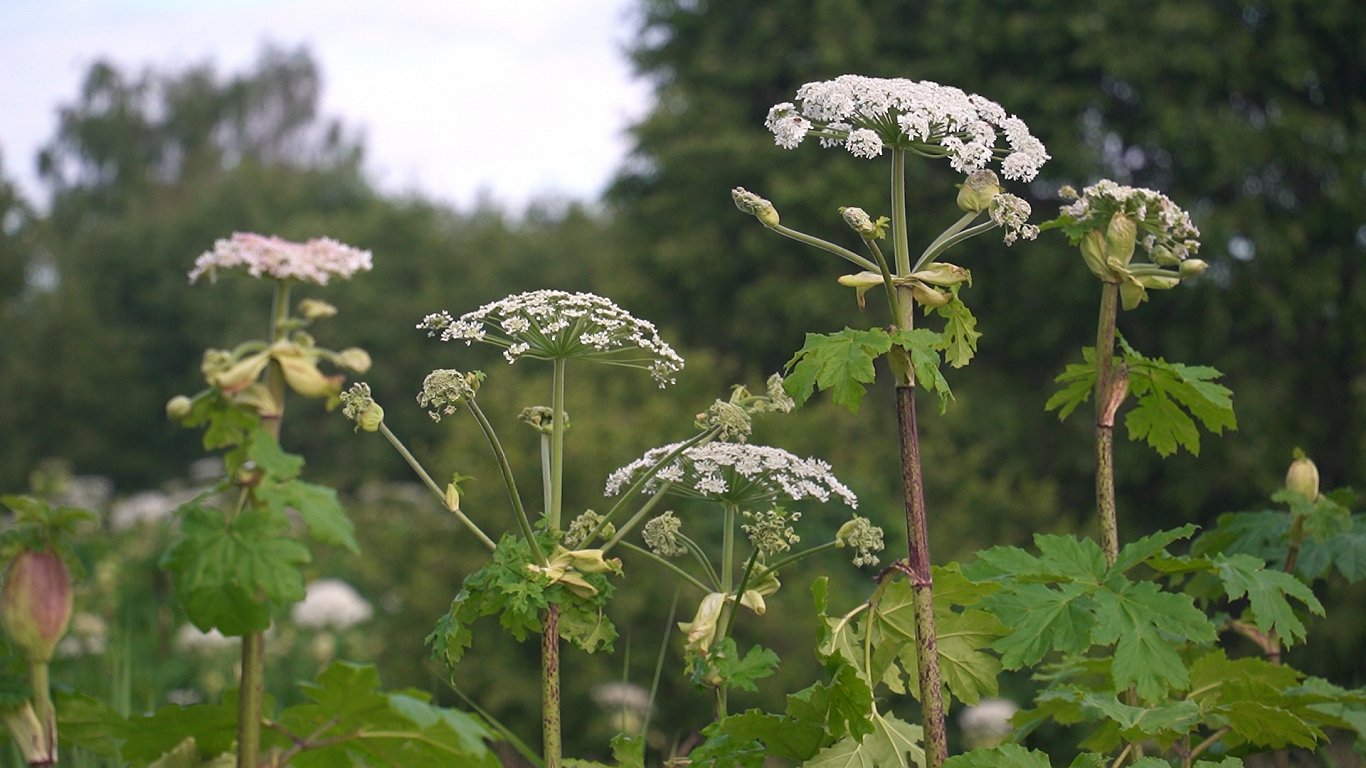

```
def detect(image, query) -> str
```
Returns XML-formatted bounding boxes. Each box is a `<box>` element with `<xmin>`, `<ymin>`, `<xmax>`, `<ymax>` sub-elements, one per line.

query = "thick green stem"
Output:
<box><xmin>541</xmin><ymin>434</ymin><xmax>553</xmax><ymax>519</ymax></box>
<box><xmin>377</xmin><ymin>423</ymin><xmax>495</xmax><ymax>550</ymax></box>
<box><xmin>721</xmin><ymin>504</ymin><xmax>736</xmax><ymax>592</ymax></box>
<box><xmin>1095</xmin><ymin>282</ymin><xmax>1121</xmax><ymax>565</ymax></box>
<box><xmin>892</xmin><ymin>150</ymin><xmax>911</xmax><ymax>275</ymax></box>
<box><xmin>542</xmin><ymin>604</ymin><xmax>561</xmax><ymax>768</ymax></box>
<box><xmin>549</xmin><ymin>359</ymin><xmax>567</xmax><ymax>531</ymax></box>
<box><xmin>238</xmin><ymin>281</ymin><xmax>293</xmax><ymax>768</ymax></box>
<box><xmin>468</xmin><ymin>401</ymin><xmax>544</xmax><ymax>563</ymax></box>
<box><xmin>915</xmin><ymin>217</ymin><xmax>994</xmax><ymax>270</ymax></box>
<box><xmin>896</xmin><ymin>386</ymin><xmax>949</xmax><ymax>768</ymax></box>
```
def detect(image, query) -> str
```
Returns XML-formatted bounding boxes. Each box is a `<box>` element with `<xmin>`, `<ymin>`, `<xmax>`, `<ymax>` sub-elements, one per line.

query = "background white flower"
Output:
<box><xmin>290</xmin><ymin>578</ymin><xmax>374</xmax><ymax>631</ymax></box>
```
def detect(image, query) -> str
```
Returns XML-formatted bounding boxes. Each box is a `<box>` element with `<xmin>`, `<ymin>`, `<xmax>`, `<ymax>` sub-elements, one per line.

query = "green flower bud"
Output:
<box><xmin>910</xmin><ymin>262</ymin><xmax>971</xmax><ymax>287</ymax></box>
<box><xmin>956</xmin><ymin>169</ymin><xmax>1002</xmax><ymax>213</ymax></box>
<box><xmin>839</xmin><ymin>206</ymin><xmax>878</xmax><ymax>238</ymax></box>
<box><xmin>1080</xmin><ymin>230</ymin><xmax>1114</xmax><ymax>281</ymax></box>
<box><xmin>203</xmin><ymin>348</ymin><xmax>271</xmax><ymax>393</ymax></box>
<box><xmin>910</xmin><ymin>282</ymin><xmax>951</xmax><ymax>308</ymax></box>
<box><xmin>1119</xmin><ymin>278</ymin><xmax>1148</xmax><ymax>311</ymax></box>
<box><xmin>1179</xmin><ymin>258</ymin><xmax>1208</xmax><ymax>278</ymax></box>
<box><xmin>444</xmin><ymin>482</ymin><xmax>461</xmax><ymax>512</ymax></box>
<box><xmin>166</xmin><ymin>395</ymin><xmax>193</xmax><ymax>422</ymax></box>
<box><xmin>732</xmin><ymin>187</ymin><xmax>780</xmax><ymax>228</ymax></box>
<box><xmin>1285</xmin><ymin>452</ymin><xmax>1319</xmax><ymax>502</ymax></box>
<box><xmin>1105</xmin><ymin>213</ymin><xmax>1138</xmax><ymax>266</ymax></box>
<box><xmin>340</xmin><ymin>382</ymin><xmax>384</xmax><ymax>432</ymax></box>
<box><xmin>274</xmin><ymin>344</ymin><xmax>344</xmax><ymax>401</ymax></box>
<box><xmin>297</xmin><ymin>298</ymin><xmax>338</xmax><ymax>320</ymax></box>
<box><xmin>2</xmin><ymin>550</ymin><xmax>73</xmax><ymax>663</ymax></box>
<box><xmin>335</xmin><ymin>347</ymin><xmax>372</xmax><ymax>373</ymax></box>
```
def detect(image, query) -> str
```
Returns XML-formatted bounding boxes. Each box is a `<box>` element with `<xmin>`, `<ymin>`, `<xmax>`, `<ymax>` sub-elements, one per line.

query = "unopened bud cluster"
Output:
<box><xmin>340</xmin><ymin>383</ymin><xmax>384</xmax><ymax>432</ymax></box>
<box><xmin>836</xmin><ymin>515</ymin><xmax>886</xmax><ymax>567</ymax></box>
<box><xmin>418</xmin><ymin>369</ymin><xmax>484</xmax><ymax>422</ymax></box>
<box><xmin>732</xmin><ymin>187</ymin><xmax>781</xmax><ymax>228</ymax></box>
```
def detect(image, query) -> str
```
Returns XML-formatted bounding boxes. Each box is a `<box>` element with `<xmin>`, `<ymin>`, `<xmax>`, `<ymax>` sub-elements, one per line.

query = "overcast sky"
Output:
<box><xmin>0</xmin><ymin>0</ymin><xmax>651</xmax><ymax>211</ymax></box>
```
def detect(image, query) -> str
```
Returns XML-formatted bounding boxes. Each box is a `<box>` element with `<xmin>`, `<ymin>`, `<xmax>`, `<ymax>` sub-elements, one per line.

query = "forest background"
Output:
<box><xmin>0</xmin><ymin>0</ymin><xmax>1361</xmax><ymax>759</ymax></box>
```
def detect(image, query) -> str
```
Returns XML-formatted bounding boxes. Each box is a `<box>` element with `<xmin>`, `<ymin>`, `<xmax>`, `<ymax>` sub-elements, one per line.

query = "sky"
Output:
<box><xmin>0</xmin><ymin>0</ymin><xmax>651</xmax><ymax>211</ymax></box>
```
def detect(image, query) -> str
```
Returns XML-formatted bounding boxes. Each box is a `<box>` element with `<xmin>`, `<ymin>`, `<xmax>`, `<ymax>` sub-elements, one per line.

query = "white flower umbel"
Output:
<box><xmin>989</xmin><ymin>194</ymin><xmax>1040</xmax><ymax>246</ymax></box>
<box><xmin>766</xmin><ymin>75</ymin><xmax>1049</xmax><ymax>181</ymax></box>
<box><xmin>290</xmin><ymin>578</ymin><xmax>374</xmax><ymax>631</ymax></box>
<box><xmin>606</xmin><ymin>442</ymin><xmax>857</xmax><ymax>509</ymax></box>
<box><xmin>188</xmin><ymin>232</ymin><xmax>373</xmax><ymax>285</ymax></box>
<box><xmin>419</xmin><ymin>290</ymin><xmax>685</xmax><ymax>386</ymax></box>
<box><xmin>1059</xmin><ymin>180</ymin><xmax>1201</xmax><ymax>260</ymax></box>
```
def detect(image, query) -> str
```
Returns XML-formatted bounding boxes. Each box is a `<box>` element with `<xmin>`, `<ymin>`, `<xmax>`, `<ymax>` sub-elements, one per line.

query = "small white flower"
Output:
<box><xmin>188</xmin><ymin>233</ymin><xmax>372</xmax><ymax>285</ymax></box>
<box><xmin>959</xmin><ymin>698</ymin><xmax>1019</xmax><ymax>749</ymax></box>
<box><xmin>606</xmin><ymin>442</ymin><xmax>858</xmax><ymax>509</ymax></box>
<box><xmin>290</xmin><ymin>578</ymin><xmax>374</xmax><ymax>631</ymax></box>
<box><xmin>989</xmin><ymin>194</ymin><xmax>1040</xmax><ymax>245</ymax></box>
<box><xmin>418</xmin><ymin>290</ymin><xmax>685</xmax><ymax>387</ymax></box>
<box><xmin>767</xmin><ymin>75</ymin><xmax>1049</xmax><ymax>181</ymax></box>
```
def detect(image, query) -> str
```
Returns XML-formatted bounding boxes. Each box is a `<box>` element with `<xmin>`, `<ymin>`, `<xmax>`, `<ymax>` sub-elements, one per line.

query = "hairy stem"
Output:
<box><xmin>1095</xmin><ymin>282</ymin><xmax>1121</xmax><ymax>565</ymax></box>
<box><xmin>542</xmin><ymin>604</ymin><xmax>561</xmax><ymax>768</ymax></box>
<box><xmin>896</xmin><ymin>385</ymin><xmax>948</xmax><ymax>767</ymax></box>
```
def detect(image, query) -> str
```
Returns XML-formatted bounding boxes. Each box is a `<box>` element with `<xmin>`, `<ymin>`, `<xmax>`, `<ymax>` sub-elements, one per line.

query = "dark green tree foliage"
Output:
<box><xmin>609</xmin><ymin>0</ymin><xmax>1364</xmax><ymax>530</ymax></box>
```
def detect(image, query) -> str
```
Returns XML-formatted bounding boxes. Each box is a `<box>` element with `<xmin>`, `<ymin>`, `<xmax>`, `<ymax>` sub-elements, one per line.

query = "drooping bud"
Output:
<box><xmin>165</xmin><ymin>395</ymin><xmax>193</xmax><ymax>422</ymax></box>
<box><xmin>335</xmin><ymin>347</ymin><xmax>372</xmax><ymax>373</ymax></box>
<box><xmin>1179</xmin><ymin>259</ymin><xmax>1208</xmax><ymax>278</ymax></box>
<box><xmin>909</xmin><ymin>262</ymin><xmax>971</xmax><ymax>287</ymax></box>
<box><xmin>909</xmin><ymin>282</ymin><xmax>951</xmax><ymax>308</ymax></box>
<box><xmin>837</xmin><ymin>271</ymin><xmax>885</xmax><ymax>310</ymax></box>
<box><xmin>1105</xmin><ymin>213</ymin><xmax>1138</xmax><ymax>266</ymax></box>
<box><xmin>203</xmin><ymin>348</ymin><xmax>271</xmax><ymax>394</ymax></box>
<box><xmin>444</xmin><ymin>482</ymin><xmax>461</xmax><ymax>513</ymax></box>
<box><xmin>732</xmin><ymin>187</ymin><xmax>780</xmax><ymax>228</ymax></box>
<box><xmin>2</xmin><ymin>550</ymin><xmax>73</xmax><ymax>663</ymax></box>
<box><xmin>956</xmin><ymin>169</ymin><xmax>1002</xmax><ymax>213</ymax></box>
<box><xmin>1119</xmin><ymin>278</ymin><xmax>1148</xmax><ymax>311</ymax></box>
<box><xmin>274</xmin><ymin>344</ymin><xmax>344</xmax><ymax>401</ymax></box>
<box><xmin>297</xmin><ymin>298</ymin><xmax>338</xmax><ymax>320</ymax></box>
<box><xmin>1285</xmin><ymin>451</ymin><xmax>1320</xmax><ymax>502</ymax></box>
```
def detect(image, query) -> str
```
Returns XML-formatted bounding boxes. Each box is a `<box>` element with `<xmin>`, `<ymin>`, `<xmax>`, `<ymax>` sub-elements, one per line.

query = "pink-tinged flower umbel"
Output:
<box><xmin>765</xmin><ymin>75</ymin><xmax>1050</xmax><ymax>181</ymax></box>
<box><xmin>188</xmin><ymin>232</ymin><xmax>373</xmax><ymax>285</ymax></box>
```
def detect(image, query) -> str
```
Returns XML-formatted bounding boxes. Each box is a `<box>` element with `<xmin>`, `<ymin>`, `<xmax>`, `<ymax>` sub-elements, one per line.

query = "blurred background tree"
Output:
<box><xmin>0</xmin><ymin>0</ymin><xmax>1361</xmax><ymax>761</ymax></box>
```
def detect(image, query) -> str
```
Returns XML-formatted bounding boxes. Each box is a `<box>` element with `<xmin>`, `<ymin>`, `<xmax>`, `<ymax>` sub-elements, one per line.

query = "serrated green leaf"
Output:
<box><xmin>161</xmin><ymin>503</ymin><xmax>310</xmax><ymax>635</ymax></box>
<box><xmin>281</xmin><ymin>661</ymin><xmax>498</xmax><ymax>768</ymax></box>
<box><xmin>710</xmin><ymin>639</ymin><xmax>779</xmax><ymax>693</ymax></box>
<box><xmin>943</xmin><ymin>744</ymin><xmax>1052</xmax><ymax>768</ymax></box>
<box><xmin>123</xmin><ymin>692</ymin><xmax>246</xmax><ymax>762</ymax></box>
<box><xmin>783</xmin><ymin>328</ymin><xmax>892</xmax><ymax>412</ymax></box>
<box><xmin>890</xmin><ymin>328</ymin><xmax>953</xmax><ymax>409</ymax></box>
<box><xmin>1079</xmin><ymin>693</ymin><xmax>1200</xmax><ymax>739</ymax></box>
<box><xmin>717</xmin><ymin>663</ymin><xmax>875</xmax><ymax>763</ymax></box>
<box><xmin>983</xmin><ymin>582</ymin><xmax>1095</xmax><ymax>669</ymax></box>
<box><xmin>1121</xmin><ymin>342</ymin><xmax>1235</xmax><ymax>457</ymax></box>
<box><xmin>1223</xmin><ymin>700</ymin><xmax>1322</xmax><ymax>749</ymax></box>
<box><xmin>1192</xmin><ymin>510</ymin><xmax>1289</xmax><ymax>563</ymax></box>
<box><xmin>244</xmin><ymin>428</ymin><xmax>304</xmax><ymax>480</ymax></box>
<box><xmin>55</xmin><ymin>689</ymin><xmax>125</xmax><ymax>757</ymax></box>
<box><xmin>1089</xmin><ymin>580</ymin><xmax>1215</xmax><ymax>702</ymax></box>
<box><xmin>1110</xmin><ymin>524</ymin><xmax>1199</xmax><ymax>575</ymax></box>
<box><xmin>1045</xmin><ymin>347</ymin><xmax>1099</xmax><ymax>421</ymax></box>
<box><xmin>1188</xmin><ymin>650</ymin><xmax>1302</xmax><ymax>708</ymax></box>
<box><xmin>805</xmin><ymin>711</ymin><xmax>924</xmax><ymax>768</ymax></box>
<box><xmin>256</xmin><ymin>479</ymin><xmax>358</xmax><ymax>553</ymax></box>
<box><xmin>932</xmin><ymin>292</ymin><xmax>981</xmax><ymax>368</ymax></box>
<box><xmin>1211</xmin><ymin>554</ymin><xmax>1323</xmax><ymax>645</ymax></box>
<box><xmin>1192</xmin><ymin>759</ymin><xmax>1244</xmax><ymax>767</ymax></box>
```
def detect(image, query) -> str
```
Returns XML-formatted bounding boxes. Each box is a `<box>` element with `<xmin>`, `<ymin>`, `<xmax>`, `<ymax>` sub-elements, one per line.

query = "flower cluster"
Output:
<box><xmin>564</xmin><ymin>510</ymin><xmax>613</xmax><ymax>548</ymax></box>
<box><xmin>1058</xmin><ymin>181</ymin><xmax>1201</xmax><ymax>261</ymax></box>
<box><xmin>340</xmin><ymin>382</ymin><xmax>384</xmax><ymax>432</ymax></box>
<box><xmin>990</xmin><ymin>194</ymin><xmax>1040</xmax><ymax>245</ymax></box>
<box><xmin>290</xmin><ymin>579</ymin><xmax>374</xmax><ymax>631</ymax></box>
<box><xmin>188</xmin><ymin>232</ymin><xmax>373</xmax><ymax>285</ymax></box>
<box><xmin>641</xmin><ymin>511</ymin><xmax>688</xmax><ymax>557</ymax></box>
<box><xmin>418</xmin><ymin>290</ymin><xmax>685</xmax><ymax>386</ymax></box>
<box><xmin>606</xmin><ymin>442</ymin><xmax>857</xmax><ymax>509</ymax></box>
<box><xmin>836</xmin><ymin>515</ymin><xmax>885</xmax><ymax>567</ymax></box>
<box><xmin>695</xmin><ymin>399</ymin><xmax>752</xmax><ymax>442</ymax></box>
<box><xmin>417</xmin><ymin>369</ymin><xmax>483</xmax><ymax>422</ymax></box>
<box><xmin>765</xmin><ymin>75</ymin><xmax>1049</xmax><ymax>181</ymax></box>
<box><xmin>742</xmin><ymin>507</ymin><xmax>802</xmax><ymax>558</ymax></box>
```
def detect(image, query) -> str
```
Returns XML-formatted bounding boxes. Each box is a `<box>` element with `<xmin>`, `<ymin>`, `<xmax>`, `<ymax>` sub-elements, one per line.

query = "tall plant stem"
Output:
<box><xmin>896</xmin><ymin>385</ymin><xmax>948</xmax><ymax>767</ymax></box>
<box><xmin>1094</xmin><ymin>282</ymin><xmax>1121</xmax><ymax>565</ymax></box>
<box><xmin>376</xmin><ymin>423</ymin><xmax>495</xmax><ymax>550</ymax></box>
<box><xmin>238</xmin><ymin>280</ymin><xmax>293</xmax><ymax>768</ymax></box>
<box><xmin>549</xmin><ymin>359</ymin><xmax>567</xmax><ymax>531</ymax></box>
<box><xmin>888</xmin><ymin>151</ymin><xmax>948</xmax><ymax>768</ymax></box>
<box><xmin>542</xmin><ymin>604</ymin><xmax>561</xmax><ymax>768</ymax></box>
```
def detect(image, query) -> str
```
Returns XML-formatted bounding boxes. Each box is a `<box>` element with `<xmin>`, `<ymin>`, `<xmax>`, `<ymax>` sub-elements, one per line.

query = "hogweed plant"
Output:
<box><xmin>341</xmin><ymin>289</ymin><xmax>852</xmax><ymax>766</ymax></box>
<box><xmin>604</xmin><ymin>435</ymin><xmax>879</xmax><ymax>718</ymax></box>
<box><xmin>733</xmin><ymin>74</ymin><xmax>1048</xmax><ymax>766</ymax></box>
<box><xmin>155</xmin><ymin>233</ymin><xmax>498</xmax><ymax>767</ymax></box>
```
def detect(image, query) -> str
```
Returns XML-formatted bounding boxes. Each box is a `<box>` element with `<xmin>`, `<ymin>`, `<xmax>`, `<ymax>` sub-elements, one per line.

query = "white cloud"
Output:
<box><xmin>0</xmin><ymin>0</ymin><xmax>648</xmax><ymax>210</ymax></box>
